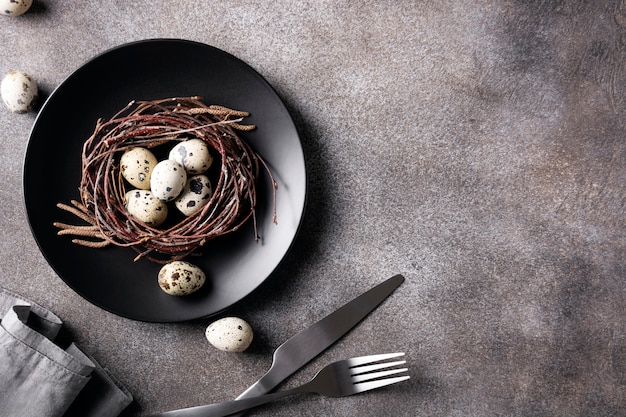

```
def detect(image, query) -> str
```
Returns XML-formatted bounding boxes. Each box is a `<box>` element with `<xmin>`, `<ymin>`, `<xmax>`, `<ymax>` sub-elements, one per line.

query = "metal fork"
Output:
<box><xmin>145</xmin><ymin>352</ymin><xmax>409</xmax><ymax>417</ymax></box>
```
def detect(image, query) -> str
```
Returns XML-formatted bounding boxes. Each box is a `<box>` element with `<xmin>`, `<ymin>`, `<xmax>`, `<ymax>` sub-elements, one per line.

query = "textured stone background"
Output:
<box><xmin>0</xmin><ymin>1</ymin><xmax>625</xmax><ymax>416</ymax></box>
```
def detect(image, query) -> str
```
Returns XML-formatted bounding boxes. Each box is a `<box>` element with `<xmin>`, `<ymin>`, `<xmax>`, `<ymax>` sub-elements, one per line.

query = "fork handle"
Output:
<box><xmin>144</xmin><ymin>385</ymin><xmax>311</xmax><ymax>417</ymax></box>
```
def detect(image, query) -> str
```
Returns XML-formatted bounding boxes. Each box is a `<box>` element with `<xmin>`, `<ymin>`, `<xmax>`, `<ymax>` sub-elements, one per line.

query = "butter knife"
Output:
<box><xmin>147</xmin><ymin>274</ymin><xmax>404</xmax><ymax>417</ymax></box>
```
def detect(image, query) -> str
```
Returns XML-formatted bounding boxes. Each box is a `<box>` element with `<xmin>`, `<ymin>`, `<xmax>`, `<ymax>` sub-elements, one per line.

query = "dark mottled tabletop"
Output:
<box><xmin>0</xmin><ymin>1</ymin><xmax>624</xmax><ymax>416</ymax></box>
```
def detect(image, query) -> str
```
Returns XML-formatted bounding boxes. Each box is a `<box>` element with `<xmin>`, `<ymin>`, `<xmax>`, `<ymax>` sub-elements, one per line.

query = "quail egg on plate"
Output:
<box><xmin>158</xmin><ymin>261</ymin><xmax>206</xmax><ymax>296</ymax></box>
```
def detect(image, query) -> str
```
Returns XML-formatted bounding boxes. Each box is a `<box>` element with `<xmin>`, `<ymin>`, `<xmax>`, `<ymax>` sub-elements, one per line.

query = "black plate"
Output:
<box><xmin>23</xmin><ymin>39</ymin><xmax>306</xmax><ymax>322</ymax></box>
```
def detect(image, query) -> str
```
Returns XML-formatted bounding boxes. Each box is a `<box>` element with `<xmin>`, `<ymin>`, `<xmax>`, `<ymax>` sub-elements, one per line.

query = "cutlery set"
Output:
<box><xmin>146</xmin><ymin>274</ymin><xmax>409</xmax><ymax>416</ymax></box>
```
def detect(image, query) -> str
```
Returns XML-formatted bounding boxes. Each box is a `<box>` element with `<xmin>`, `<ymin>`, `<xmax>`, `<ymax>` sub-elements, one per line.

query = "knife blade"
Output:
<box><xmin>231</xmin><ymin>273</ymin><xmax>404</xmax><ymax>412</ymax></box>
<box><xmin>145</xmin><ymin>274</ymin><xmax>404</xmax><ymax>417</ymax></box>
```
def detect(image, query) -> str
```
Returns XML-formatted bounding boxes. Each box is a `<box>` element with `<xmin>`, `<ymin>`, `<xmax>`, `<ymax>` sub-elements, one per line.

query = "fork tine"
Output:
<box><xmin>352</xmin><ymin>375</ymin><xmax>411</xmax><ymax>394</ymax></box>
<box><xmin>352</xmin><ymin>360</ymin><xmax>406</xmax><ymax>375</ymax></box>
<box><xmin>346</xmin><ymin>352</ymin><xmax>405</xmax><ymax>367</ymax></box>
<box><xmin>351</xmin><ymin>367</ymin><xmax>409</xmax><ymax>383</ymax></box>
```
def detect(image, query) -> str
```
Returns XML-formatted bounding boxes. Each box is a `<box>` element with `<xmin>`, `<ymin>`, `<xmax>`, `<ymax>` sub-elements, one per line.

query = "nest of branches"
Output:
<box><xmin>54</xmin><ymin>96</ymin><xmax>276</xmax><ymax>263</ymax></box>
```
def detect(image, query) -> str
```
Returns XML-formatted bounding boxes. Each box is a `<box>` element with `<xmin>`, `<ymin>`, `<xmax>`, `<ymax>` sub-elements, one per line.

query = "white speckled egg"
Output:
<box><xmin>120</xmin><ymin>147</ymin><xmax>157</xmax><ymax>189</ymax></box>
<box><xmin>150</xmin><ymin>160</ymin><xmax>187</xmax><ymax>201</ymax></box>
<box><xmin>1</xmin><ymin>71</ymin><xmax>37</xmax><ymax>113</ymax></box>
<box><xmin>205</xmin><ymin>317</ymin><xmax>253</xmax><ymax>352</ymax></box>
<box><xmin>0</xmin><ymin>0</ymin><xmax>32</xmax><ymax>16</ymax></box>
<box><xmin>174</xmin><ymin>175</ymin><xmax>213</xmax><ymax>216</ymax></box>
<box><xmin>158</xmin><ymin>261</ymin><xmax>206</xmax><ymax>296</ymax></box>
<box><xmin>125</xmin><ymin>190</ymin><xmax>168</xmax><ymax>226</ymax></box>
<box><xmin>169</xmin><ymin>139</ymin><xmax>213</xmax><ymax>174</ymax></box>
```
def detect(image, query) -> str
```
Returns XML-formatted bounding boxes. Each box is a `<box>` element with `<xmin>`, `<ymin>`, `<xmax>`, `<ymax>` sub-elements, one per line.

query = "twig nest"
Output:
<box><xmin>54</xmin><ymin>97</ymin><xmax>277</xmax><ymax>263</ymax></box>
<box><xmin>0</xmin><ymin>0</ymin><xmax>32</xmax><ymax>16</ymax></box>
<box><xmin>158</xmin><ymin>260</ymin><xmax>206</xmax><ymax>296</ymax></box>
<box><xmin>1</xmin><ymin>71</ymin><xmax>37</xmax><ymax>112</ymax></box>
<box><xmin>205</xmin><ymin>317</ymin><xmax>254</xmax><ymax>352</ymax></box>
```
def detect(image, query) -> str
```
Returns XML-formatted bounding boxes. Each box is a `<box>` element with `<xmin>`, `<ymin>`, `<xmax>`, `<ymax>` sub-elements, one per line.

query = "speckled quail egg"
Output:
<box><xmin>125</xmin><ymin>190</ymin><xmax>168</xmax><ymax>226</ymax></box>
<box><xmin>169</xmin><ymin>139</ymin><xmax>213</xmax><ymax>174</ymax></box>
<box><xmin>205</xmin><ymin>317</ymin><xmax>254</xmax><ymax>352</ymax></box>
<box><xmin>158</xmin><ymin>261</ymin><xmax>206</xmax><ymax>296</ymax></box>
<box><xmin>0</xmin><ymin>0</ymin><xmax>32</xmax><ymax>16</ymax></box>
<box><xmin>174</xmin><ymin>174</ymin><xmax>213</xmax><ymax>216</ymax></box>
<box><xmin>120</xmin><ymin>147</ymin><xmax>157</xmax><ymax>190</ymax></box>
<box><xmin>1</xmin><ymin>71</ymin><xmax>37</xmax><ymax>113</ymax></box>
<box><xmin>150</xmin><ymin>160</ymin><xmax>187</xmax><ymax>201</ymax></box>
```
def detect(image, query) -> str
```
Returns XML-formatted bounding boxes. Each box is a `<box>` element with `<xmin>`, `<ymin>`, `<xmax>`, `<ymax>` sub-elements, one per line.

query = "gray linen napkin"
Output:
<box><xmin>0</xmin><ymin>287</ymin><xmax>132</xmax><ymax>417</ymax></box>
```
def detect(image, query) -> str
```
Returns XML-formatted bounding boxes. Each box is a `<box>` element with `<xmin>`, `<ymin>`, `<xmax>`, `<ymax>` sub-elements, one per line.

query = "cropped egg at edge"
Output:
<box><xmin>0</xmin><ymin>0</ymin><xmax>32</xmax><ymax>16</ymax></box>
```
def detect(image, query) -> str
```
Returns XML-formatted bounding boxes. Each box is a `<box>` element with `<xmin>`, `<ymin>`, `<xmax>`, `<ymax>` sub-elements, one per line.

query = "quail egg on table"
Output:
<box><xmin>205</xmin><ymin>317</ymin><xmax>254</xmax><ymax>352</ymax></box>
<box><xmin>1</xmin><ymin>71</ymin><xmax>37</xmax><ymax>113</ymax></box>
<box><xmin>125</xmin><ymin>190</ymin><xmax>168</xmax><ymax>226</ymax></box>
<box><xmin>150</xmin><ymin>160</ymin><xmax>187</xmax><ymax>201</ymax></box>
<box><xmin>120</xmin><ymin>147</ymin><xmax>157</xmax><ymax>189</ymax></box>
<box><xmin>158</xmin><ymin>261</ymin><xmax>206</xmax><ymax>296</ymax></box>
<box><xmin>169</xmin><ymin>139</ymin><xmax>213</xmax><ymax>174</ymax></box>
<box><xmin>174</xmin><ymin>174</ymin><xmax>213</xmax><ymax>216</ymax></box>
<box><xmin>0</xmin><ymin>0</ymin><xmax>32</xmax><ymax>16</ymax></box>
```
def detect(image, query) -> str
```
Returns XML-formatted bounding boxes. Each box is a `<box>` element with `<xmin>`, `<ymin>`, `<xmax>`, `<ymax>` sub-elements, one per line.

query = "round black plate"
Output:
<box><xmin>23</xmin><ymin>39</ymin><xmax>306</xmax><ymax>322</ymax></box>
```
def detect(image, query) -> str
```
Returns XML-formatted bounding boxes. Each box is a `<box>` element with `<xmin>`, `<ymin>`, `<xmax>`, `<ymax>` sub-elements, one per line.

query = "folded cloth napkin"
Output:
<box><xmin>0</xmin><ymin>287</ymin><xmax>132</xmax><ymax>417</ymax></box>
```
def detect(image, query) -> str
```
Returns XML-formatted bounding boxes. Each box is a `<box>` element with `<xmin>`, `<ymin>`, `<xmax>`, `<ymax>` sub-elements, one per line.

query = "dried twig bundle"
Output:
<box><xmin>54</xmin><ymin>96</ymin><xmax>276</xmax><ymax>263</ymax></box>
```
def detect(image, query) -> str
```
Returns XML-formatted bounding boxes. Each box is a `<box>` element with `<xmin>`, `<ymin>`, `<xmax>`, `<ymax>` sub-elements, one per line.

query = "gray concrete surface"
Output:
<box><xmin>0</xmin><ymin>1</ymin><xmax>625</xmax><ymax>416</ymax></box>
